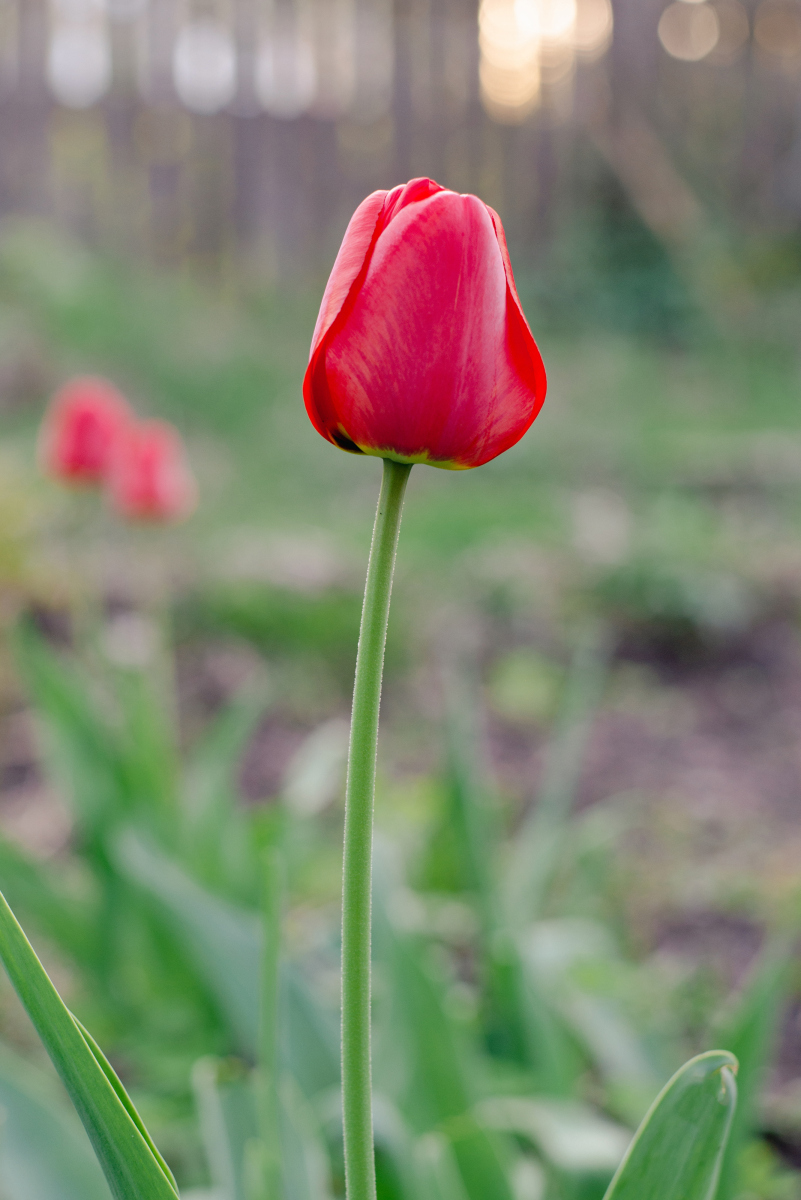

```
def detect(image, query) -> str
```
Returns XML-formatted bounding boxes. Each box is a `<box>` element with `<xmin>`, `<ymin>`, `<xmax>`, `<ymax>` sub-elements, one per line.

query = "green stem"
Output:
<box><xmin>342</xmin><ymin>458</ymin><xmax>412</xmax><ymax>1200</ymax></box>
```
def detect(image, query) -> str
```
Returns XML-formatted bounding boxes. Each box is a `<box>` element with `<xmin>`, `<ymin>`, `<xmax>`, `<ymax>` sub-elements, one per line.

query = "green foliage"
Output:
<box><xmin>517</xmin><ymin>173</ymin><xmax>700</xmax><ymax>343</ymax></box>
<box><xmin>2</xmin><ymin>212</ymin><xmax>801</xmax><ymax>1200</ymax></box>
<box><xmin>603</xmin><ymin>1051</ymin><xmax>738</xmax><ymax>1200</ymax></box>
<box><xmin>13</xmin><ymin>617</ymin><xmax>179</xmax><ymax>844</ymax></box>
<box><xmin>0</xmin><ymin>622</ymin><xmax>794</xmax><ymax>1199</ymax></box>
<box><xmin>0</xmin><ymin>1041</ymin><xmax>110</xmax><ymax>1200</ymax></box>
<box><xmin>177</xmin><ymin>586</ymin><xmax>363</xmax><ymax>669</ymax></box>
<box><xmin>713</xmin><ymin>939</ymin><xmax>793</xmax><ymax>1200</ymax></box>
<box><xmin>0</xmin><ymin>888</ymin><xmax>179</xmax><ymax>1199</ymax></box>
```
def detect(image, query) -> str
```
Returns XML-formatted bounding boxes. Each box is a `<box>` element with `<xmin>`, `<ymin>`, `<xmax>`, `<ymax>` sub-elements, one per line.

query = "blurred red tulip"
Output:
<box><xmin>304</xmin><ymin>177</ymin><xmax>546</xmax><ymax>470</ymax></box>
<box><xmin>107</xmin><ymin>420</ymin><xmax>197</xmax><ymax>523</ymax></box>
<box><xmin>39</xmin><ymin>376</ymin><xmax>132</xmax><ymax>486</ymax></box>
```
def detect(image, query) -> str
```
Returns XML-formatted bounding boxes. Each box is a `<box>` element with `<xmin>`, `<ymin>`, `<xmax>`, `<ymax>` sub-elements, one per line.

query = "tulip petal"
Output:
<box><xmin>317</xmin><ymin>191</ymin><xmax>543</xmax><ymax>468</ymax></box>
<box><xmin>305</xmin><ymin>181</ymin><xmax>450</xmax><ymax>450</ymax></box>
<box><xmin>304</xmin><ymin>179</ymin><xmax>547</xmax><ymax>469</ymax></box>
<box><xmin>39</xmin><ymin>378</ymin><xmax>132</xmax><ymax>487</ymax></box>
<box><xmin>380</xmin><ymin>177</ymin><xmax>446</xmax><ymax>228</ymax></box>
<box><xmin>309</xmin><ymin>190</ymin><xmax>388</xmax><ymax>358</ymax></box>
<box><xmin>107</xmin><ymin>420</ymin><xmax>197</xmax><ymax>523</ymax></box>
<box><xmin>486</xmin><ymin>206</ymin><xmax>547</xmax><ymax>412</ymax></box>
<box><xmin>305</xmin><ymin>190</ymin><xmax>388</xmax><ymax>444</ymax></box>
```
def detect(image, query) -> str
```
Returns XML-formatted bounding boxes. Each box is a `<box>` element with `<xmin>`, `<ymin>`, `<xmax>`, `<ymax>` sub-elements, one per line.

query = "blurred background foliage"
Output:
<box><xmin>1</xmin><ymin>0</ymin><xmax>801</xmax><ymax>1197</ymax></box>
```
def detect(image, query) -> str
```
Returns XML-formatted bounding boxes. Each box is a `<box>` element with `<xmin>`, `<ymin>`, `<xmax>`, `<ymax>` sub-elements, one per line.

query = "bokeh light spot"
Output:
<box><xmin>256</xmin><ymin>35</ymin><xmax>317</xmax><ymax>119</ymax></box>
<box><xmin>754</xmin><ymin>0</ymin><xmax>801</xmax><ymax>63</ymax></box>
<box><xmin>479</xmin><ymin>0</ymin><xmax>540</xmax><ymax>121</ymax></box>
<box><xmin>574</xmin><ymin>0</ymin><xmax>614</xmax><ymax>60</ymax></box>
<box><xmin>172</xmin><ymin>19</ymin><xmax>237</xmax><ymax>114</ymax></box>
<box><xmin>47</xmin><ymin>21</ymin><xmax>111</xmax><ymax>107</ymax></box>
<box><xmin>658</xmin><ymin>1</ymin><xmax>720</xmax><ymax>60</ymax></box>
<box><xmin>478</xmin><ymin>0</ymin><xmax>610</xmax><ymax>122</ymax></box>
<box><xmin>710</xmin><ymin>0</ymin><xmax>749</xmax><ymax>62</ymax></box>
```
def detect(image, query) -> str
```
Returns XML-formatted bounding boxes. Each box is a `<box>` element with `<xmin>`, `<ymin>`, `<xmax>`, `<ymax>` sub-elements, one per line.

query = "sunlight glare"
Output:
<box><xmin>574</xmin><ymin>0</ymin><xmax>614</xmax><ymax>59</ymax></box>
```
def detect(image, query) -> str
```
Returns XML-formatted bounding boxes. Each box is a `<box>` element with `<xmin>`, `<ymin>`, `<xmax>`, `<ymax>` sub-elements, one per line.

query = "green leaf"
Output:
<box><xmin>478</xmin><ymin>1095</ymin><xmax>631</xmax><ymax>1177</ymax></box>
<box><xmin>73</xmin><ymin>1014</ymin><xmax>179</xmax><ymax>1192</ymax></box>
<box><xmin>372</xmin><ymin>893</ymin><xmax>515</xmax><ymax>1200</ymax></box>
<box><xmin>113</xmin><ymin>666</ymin><xmax>179</xmax><ymax>833</ymax></box>
<box><xmin>280</xmin><ymin>718</ymin><xmax>349</xmax><ymax>817</ymax></box>
<box><xmin>712</xmin><ymin>938</ymin><xmax>791</xmax><ymax>1200</ymax></box>
<box><xmin>114</xmin><ymin>827</ymin><xmax>262</xmax><ymax>1050</ymax></box>
<box><xmin>0</xmin><ymin>834</ymin><xmax>97</xmax><ymax>965</ymax></box>
<box><xmin>185</xmin><ymin>693</ymin><xmax>267</xmax><ymax>813</ymax></box>
<box><xmin>254</xmin><ymin>849</ymin><xmax>283</xmax><ymax>1200</ymax></box>
<box><xmin>193</xmin><ymin>1057</ymin><xmax>334</xmax><ymax>1200</ymax></box>
<box><xmin>13</xmin><ymin>621</ymin><xmax>129</xmax><ymax>838</ymax></box>
<box><xmin>275</xmin><ymin>1073</ymin><xmax>335</xmax><ymax>1200</ymax></box>
<box><xmin>414</xmin><ymin>1133</ymin><xmax>471</xmax><ymax>1200</ymax></box>
<box><xmin>0</xmin><ymin>1039</ymin><xmax>110</xmax><ymax>1200</ymax></box>
<box><xmin>193</xmin><ymin>1057</ymin><xmax>255</xmax><ymax>1200</ymax></box>
<box><xmin>603</xmin><ymin>1050</ymin><xmax>738</xmax><ymax>1200</ymax></box>
<box><xmin>113</xmin><ymin>829</ymin><xmax>340</xmax><ymax>1098</ymax></box>
<box><xmin>482</xmin><ymin>630</ymin><xmax>609</xmax><ymax>1082</ymax></box>
<box><xmin>504</xmin><ymin>623</ymin><xmax>609</xmax><ymax>924</ymax></box>
<box><xmin>522</xmin><ymin>918</ymin><xmax>663</xmax><ymax>1119</ymax></box>
<box><xmin>417</xmin><ymin>679</ymin><xmax>581</xmax><ymax>1089</ymax></box>
<box><xmin>14</xmin><ymin>621</ymin><xmax>176</xmax><ymax>842</ymax></box>
<box><xmin>0</xmin><ymin>887</ymin><xmax>178</xmax><ymax>1200</ymax></box>
<box><xmin>370</xmin><ymin>1093</ymin><xmax>427</xmax><ymax>1200</ymax></box>
<box><xmin>441</xmin><ymin>668</ymin><xmax>499</xmax><ymax>924</ymax></box>
<box><xmin>486</xmin><ymin>929</ymin><xmax>583</xmax><ymax>1092</ymax></box>
<box><xmin>182</xmin><ymin>690</ymin><xmax>269</xmax><ymax>901</ymax></box>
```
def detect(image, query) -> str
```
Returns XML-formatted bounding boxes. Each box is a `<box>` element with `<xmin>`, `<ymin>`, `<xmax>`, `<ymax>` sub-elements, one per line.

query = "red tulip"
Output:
<box><xmin>39</xmin><ymin>376</ymin><xmax>132</xmax><ymax>486</ymax></box>
<box><xmin>107</xmin><ymin>420</ymin><xmax>197</xmax><ymax>523</ymax></box>
<box><xmin>304</xmin><ymin>177</ymin><xmax>546</xmax><ymax>470</ymax></box>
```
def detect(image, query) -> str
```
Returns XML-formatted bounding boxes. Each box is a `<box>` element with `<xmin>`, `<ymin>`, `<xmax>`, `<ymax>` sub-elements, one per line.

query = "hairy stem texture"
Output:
<box><xmin>341</xmin><ymin>458</ymin><xmax>412</xmax><ymax>1200</ymax></box>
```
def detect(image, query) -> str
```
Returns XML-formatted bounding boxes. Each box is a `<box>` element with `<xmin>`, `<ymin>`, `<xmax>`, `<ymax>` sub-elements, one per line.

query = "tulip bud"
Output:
<box><xmin>304</xmin><ymin>177</ymin><xmax>546</xmax><ymax>470</ymax></box>
<box><xmin>39</xmin><ymin>376</ymin><xmax>132</xmax><ymax>486</ymax></box>
<box><xmin>106</xmin><ymin>420</ymin><xmax>197</xmax><ymax>523</ymax></box>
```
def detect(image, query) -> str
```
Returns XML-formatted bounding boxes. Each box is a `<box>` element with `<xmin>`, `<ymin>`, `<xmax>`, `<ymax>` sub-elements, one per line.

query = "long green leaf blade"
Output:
<box><xmin>603</xmin><ymin>1050</ymin><xmax>738</xmax><ymax>1200</ymax></box>
<box><xmin>73</xmin><ymin>1014</ymin><xmax>180</xmax><ymax>1192</ymax></box>
<box><xmin>0</xmin><ymin>888</ymin><xmax>179</xmax><ymax>1200</ymax></box>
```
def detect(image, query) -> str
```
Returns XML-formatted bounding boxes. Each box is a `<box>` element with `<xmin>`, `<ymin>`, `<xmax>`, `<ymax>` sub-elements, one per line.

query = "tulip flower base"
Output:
<box><xmin>341</xmin><ymin>457</ymin><xmax>411</xmax><ymax>1200</ymax></box>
